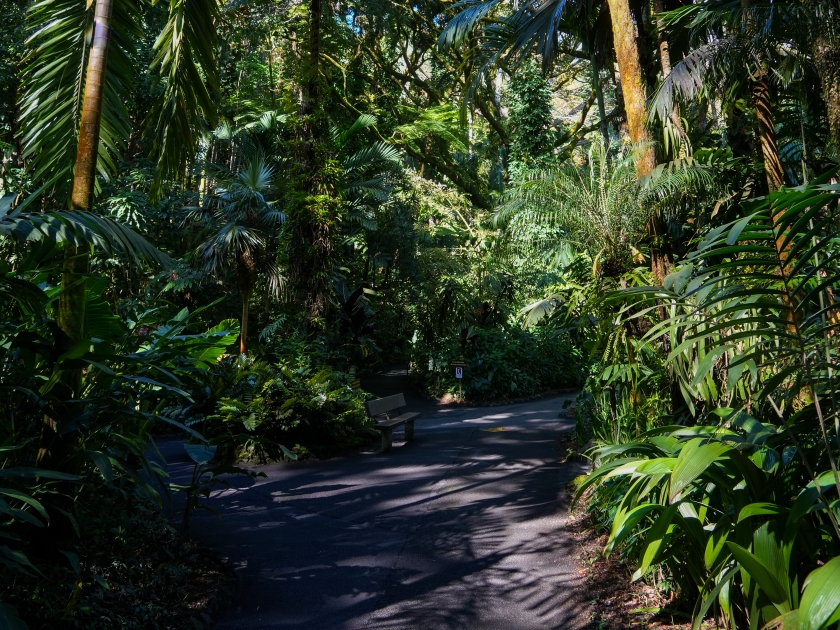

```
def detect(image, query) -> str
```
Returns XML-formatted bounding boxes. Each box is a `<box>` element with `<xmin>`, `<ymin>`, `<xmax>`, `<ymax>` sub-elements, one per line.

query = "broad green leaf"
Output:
<box><xmin>670</xmin><ymin>438</ymin><xmax>731</xmax><ymax>502</ymax></box>
<box><xmin>799</xmin><ymin>557</ymin><xmax>840</xmax><ymax>630</ymax></box>
<box><xmin>633</xmin><ymin>503</ymin><xmax>680</xmax><ymax>579</ymax></box>
<box><xmin>607</xmin><ymin>503</ymin><xmax>661</xmax><ymax>554</ymax></box>
<box><xmin>738</xmin><ymin>503</ymin><xmax>788</xmax><ymax>523</ymax></box>
<box><xmin>692</xmin><ymin>567</ymin><xmax>738</xmax><ymax>630</ymax></box>
<box><xmin>184</xmin><ymin>443</ymin><xmax>216</xmax><ymax>465</ymax></box>
<box><xmin>86</xmin><ymin>451</ymin><xmax>114</xmax><ymax>483</ymax></box>
<box><xmin>704</xmin><ymin>521</ymin><xmax>730</xmax><ymax>570</ymax></box>
<box><xmin>727</xmin><ymin>542</ymin><xmax>789</xmax><ymax>606</ymax></box>
<box><xmin>763</xmin><ymin>610</ymin><xmax>798</xmax><ymax>629</ymax></box>
<box><xmin>0</xmin><ymin>601</ymin><xmax>27</xmax><ymax>630</ymax></box>
<box><xmin>0</xmin><ymin>489</ymin><xmax>48</xmax><ymax>522</ymax></box>
<box><xmin>0</xmin><ymin>468</ymin><xmax>79</xmax><ymax>481</ymax></box>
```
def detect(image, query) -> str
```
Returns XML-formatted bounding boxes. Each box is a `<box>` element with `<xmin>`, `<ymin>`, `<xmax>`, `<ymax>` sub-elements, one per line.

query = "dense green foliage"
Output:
<box><xmin>412</xmin><ymin>326</ymin><xmax>583</xmax><ymax>401</ymax></box>
<box><xmin>1</xmin><ymin>0</ymin><xmax>840</xmax><ymax>625</ymax></box>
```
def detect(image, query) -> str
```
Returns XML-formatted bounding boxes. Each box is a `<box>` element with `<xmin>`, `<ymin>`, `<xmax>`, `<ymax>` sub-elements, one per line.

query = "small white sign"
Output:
<box><xmin>455</xmin><ymin>367</ymin><xmax>463</xmax><ymax>379</ymax></box>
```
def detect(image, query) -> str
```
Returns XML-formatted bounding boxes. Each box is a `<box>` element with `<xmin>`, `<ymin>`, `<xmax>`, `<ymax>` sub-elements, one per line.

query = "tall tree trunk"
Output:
<box><xmin>238</xmin><ymin>251</ymin><xmax>257</xmax><ymax>354</ymax></box>
<box><xmin>607</xmin><ymin>0</ymin><xmax>669</xmax><ymax>283</ymax></box>
<box><xmin>288</xmin><ymin>0</ymin><xmax>336</xmax><ymax>322</ymax></box>
<box><xmin>653</xmin><ymin>0</ymin><xmax>671</xmax><ymax>76</ymax></box>
<box><xmin>653</xmin><ymin>0</ymin><xmax>685</xmax><ymax>137</ymax></box>
<box><xmin>239</xmin><ymin>298</ymin><xmax>250</xmax><ymax>355</ymax></box>
<box><xmin>39</xmin><ymin>0</ymin><xmax>113</xmax><ymax>467</ymax></box>
<box><xmin>59</xmin><ymin>0</ymin><xmax>113</xmax><ymax>348</ymax></box>
<box><xmin>606</xmin><ymin>0</ymin><xmax>655</xmax><ymax>177</ymax></box>
<box><xmin>812</xmin><ymin>24</ymin><xmax>840</xmax><ymax>150</ymax></box>
<box><xmin>752</xmin><ymin>78</ymin><xmax>784</xmax><ymax>193</ymax></box>
<box><xmin>70</xmin><ymin>0</ymin><xmax>112</xmax><ymax>214</ymax></box>
<box><xmin>590</xmin><ymin>48</ymin><xmax>610</xmax><ymax>148</ymax></box>
<box><xmin>740</xmin><ymin>0</ymin><xmax>783</xmax><ymax>193</ymax></box>
<box><xmin>647</xmin><ymin>0</ymin><xmax>679</xmax><ymax>285</ymax></box>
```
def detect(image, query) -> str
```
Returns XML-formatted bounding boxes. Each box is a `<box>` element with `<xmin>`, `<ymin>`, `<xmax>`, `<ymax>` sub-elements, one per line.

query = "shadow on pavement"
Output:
<box><xmin>159</xmin><ymin>382</ymin><xmax>590</xmax><ymax>630</ymax></box>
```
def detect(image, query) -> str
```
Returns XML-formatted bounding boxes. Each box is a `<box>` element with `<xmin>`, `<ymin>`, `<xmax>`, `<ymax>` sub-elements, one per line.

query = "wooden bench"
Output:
<box><xmin>365</xmin><ymin>393</ymin><xmax>420</xmax><ymax>452</ymax></box>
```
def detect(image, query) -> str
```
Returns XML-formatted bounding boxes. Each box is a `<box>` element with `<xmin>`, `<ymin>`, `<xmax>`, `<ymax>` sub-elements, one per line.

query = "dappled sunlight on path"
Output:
<box><xmin>162</xmin><ymin>385</ymin><xmax>589</xmax><ymax>629</ymax></box>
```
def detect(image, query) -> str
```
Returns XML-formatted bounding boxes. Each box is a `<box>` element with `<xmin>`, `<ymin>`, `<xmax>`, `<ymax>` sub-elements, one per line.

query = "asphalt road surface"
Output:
<box><xmin>161</xmin><ymin>369</ymin><xmax>590</xmax><ymax>630</ymax></box>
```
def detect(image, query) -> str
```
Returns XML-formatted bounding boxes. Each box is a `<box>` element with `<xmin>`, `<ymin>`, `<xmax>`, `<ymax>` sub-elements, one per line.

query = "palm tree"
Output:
<box><xmin>649</xmin><ymin>0</ymin><xmax>838</xmax><ymax>194</ymax></box>
<box><xmin>188</xmin><ymin>157</ymin><xmax>284</xmax><ymax>354</ymax></box>
<box><xmin>18</xmin><ymin>0</ymin><xmax>221</xmax><ymax>345</ymax></box>
<box><xmin>496</xmin><ymin>140</ymin><xmax>649</xmax><ymax>277</ymax></box>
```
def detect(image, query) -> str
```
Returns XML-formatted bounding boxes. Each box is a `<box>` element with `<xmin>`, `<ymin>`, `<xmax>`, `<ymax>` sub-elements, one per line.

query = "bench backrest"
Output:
<box><xmin>365</xmin><ymin>393</ymin><xmax>406</xmax><ymax>419</ymax></box>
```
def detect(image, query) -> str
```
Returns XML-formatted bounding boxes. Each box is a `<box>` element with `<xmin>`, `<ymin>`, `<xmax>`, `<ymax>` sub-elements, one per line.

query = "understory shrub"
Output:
<box><xmin>411</xmin><ymin>326</ymin><xmax>584</xmax><ymax>401</ymax></box>
<box><xmin>573</xmin><ymin>182</ymin><xmax>840</xmax><ymax>629</ymax></box>
<box><xmin>192</xmin><ymin>353</ymin><xmax>376</xmax><ymax>460</ymax></box>
<box><xmin>1</xmin><ymin>497</ymin><xmax>229</xmax><ymax>630</ymax></box>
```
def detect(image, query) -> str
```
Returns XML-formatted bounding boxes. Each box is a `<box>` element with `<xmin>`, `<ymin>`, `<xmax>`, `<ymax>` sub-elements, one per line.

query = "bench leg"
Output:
<box><xmin>381</xmin><ymin>428</ymin><xmax>393</xmax><ymax>452</ymax></box>
<box><xmin>405</xmin><ymin>419</ymin><xmax>414</xmax><ymax>441</ymax></box>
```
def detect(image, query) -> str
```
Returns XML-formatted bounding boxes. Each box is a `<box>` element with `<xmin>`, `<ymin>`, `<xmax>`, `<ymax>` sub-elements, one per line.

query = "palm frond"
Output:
<box><xmin>333</xmin><ymin>114</ymin><xmax>377</xmax><ymax>148</ymax></box>
<box><xmin>394</xmin><ymin>105</ymin><xmax>468</xmax><ymax>154</ymax></box>
<box><xmin>200</xmin><ymin>223</ymin><xmax>262</xmax><ymax>268</ymax></box>
<box><xmin>0</xmin><ymin>210</ymin><xmax>174</xmax><ymax>269</ymax></box>
<box><xmin>0</xmin><ymin>274</ymin><xmax>49</xmax><ymax>314</ymax></box>
<box><xmin>438</xmin><ymin>0</ymin><xmax>504</xmax><ymax>50</ymax></box>
<box><xmin>236</xmin><ymin>158</ymin><xmax>274</xmax><ymax>192</ymax></box>
<box><xmin>148</xmin><ymin>0</ymin><xmax>221</xmax><ymax>197</ymax></box>
<box><xmin>18</xmin><ymin>0</ymin><xmax>139</xmax><ymax>203</ymax></box>
<box><xmin>343</xmin><ymin>142</ymin><xmax>402</xmax><ymax>172</ymax></box>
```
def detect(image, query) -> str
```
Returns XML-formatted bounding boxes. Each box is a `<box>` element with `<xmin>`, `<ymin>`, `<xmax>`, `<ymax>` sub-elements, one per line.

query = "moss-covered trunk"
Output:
<box><xmin>288</xmin><ymin>0</ymin><xmax>337</xmax><ymax>323</ymax></box>
<box><xmin>606</xmin><ymin>0</ymin><xmax>655</xmax><ymax>177</ymax></box>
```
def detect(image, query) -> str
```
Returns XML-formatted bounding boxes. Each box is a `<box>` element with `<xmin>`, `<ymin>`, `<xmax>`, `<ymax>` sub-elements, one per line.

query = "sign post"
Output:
<box><xmin>451</xmin><ymin>360</ymin><xmax>466</xmax><ymax>401</ymax></box>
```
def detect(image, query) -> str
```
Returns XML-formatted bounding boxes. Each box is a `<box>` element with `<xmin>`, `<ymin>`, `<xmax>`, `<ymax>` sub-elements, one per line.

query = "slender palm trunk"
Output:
<box><xmin>39</xmin><ymin>0</ymin><xmax>113</xmax><ymax>468</ymax></box>
<box><xmin>606</xmin><ymin>0</ymin><xmax>655</xmax><ymax>177</ymax></box>
<box><xmin>607</xmin><ymin>0</ymin><xmax>670</xmax><ymax>284</ymax></box>
<box><xmin>653</xmin><ymin>0</ymin><xmax>684</xmax><ymax>137</ymax></box>
<box><xmin>59</xmin><ymin>0</ymin><xmax>114</xmax><ymax>348</ymax></box>
<box><xmin>740</xmin><ymin>0</ymin><xmax>783</xmax><ymax>194</ymax></box>
<box><xmin>240</xmin><ymin>298</ymin><xmax>250</xmax><ymax>354</ymax></box>
<box><xmin>238</xmin><ymin>250</ymin><xmax>257</xmax><ymax>354</ymax></box>
<box><xmin>590</xmin><ymin>48</ymin><xmax>610</xmax><ymax>148</ymax></box>
<box><xmin>752</xmin><ymin>79</ymin><xmax>784</xmax><ymax>193</ymax></box>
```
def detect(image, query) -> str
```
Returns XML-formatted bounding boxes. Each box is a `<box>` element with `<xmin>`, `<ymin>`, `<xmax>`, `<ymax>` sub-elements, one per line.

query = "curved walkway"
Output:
<box><xmin>164</xmin><ymin>372</ymin><xmax>590</xmax><ymax>629</ymax></box>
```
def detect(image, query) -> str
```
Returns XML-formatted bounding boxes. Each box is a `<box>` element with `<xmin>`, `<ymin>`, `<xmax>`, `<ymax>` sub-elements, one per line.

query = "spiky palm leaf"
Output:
<box><xmin>651</xmin><ymin>0</ymin><xmax>819</xmax><ymax>123</ymax></box>
<box><xmin>343</xmin><ymin>142</ymin><xmax>402</xmax><ymax>172</ymax></box>
<box><xmin>191</xmin><ymin>156</ymin><xmax>284</xmax><ymax>295</ymax></box>
<box><xmin>496</xmin><ymin>140</ymin><xmax>648</xmax><ymax>274</ymax></box>
<box><xmin>0</xmin><ymin>209</ymin><xmax>174</xmax><ymax>269</ymax></box>
<box><xmin>148</xmin><ymin>0</ymin><xmax>221</xmax><ymax>195</ymax></box>
<box><xmin>332</xmin><ymin>113</ymin><xmax>377</xmax><ymax>149</ymax></box>
<box><xmin>18</xmin><ymin>0</ymin><xmax>140</xmax><ymax>203</ymax></box>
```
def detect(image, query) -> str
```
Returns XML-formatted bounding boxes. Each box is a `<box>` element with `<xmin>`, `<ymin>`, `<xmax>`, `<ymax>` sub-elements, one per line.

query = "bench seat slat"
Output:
<box><xmin>373</xmin><ymin>412</ymin><xmax>419</xmax><ymax>430</ymax></box>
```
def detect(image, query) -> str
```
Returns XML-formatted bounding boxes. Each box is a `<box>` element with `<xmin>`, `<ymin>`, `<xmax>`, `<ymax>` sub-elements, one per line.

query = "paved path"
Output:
<box><xmin>162</xmin><ymin>372</ymin><xmax>589</xmax><ymax>630</ymax></box>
